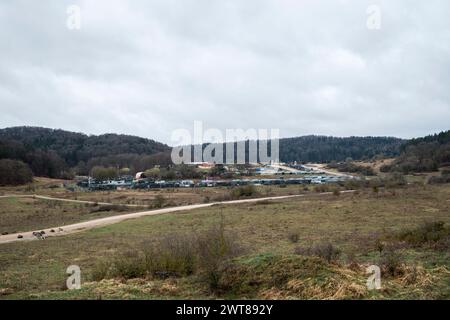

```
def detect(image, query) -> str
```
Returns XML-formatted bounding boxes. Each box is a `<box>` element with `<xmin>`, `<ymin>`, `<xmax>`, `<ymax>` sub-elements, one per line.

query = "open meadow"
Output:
<box><xmin>1</xmin><ymin>181</ymin><xmax>448</xmax><ymax>300</ymax></box>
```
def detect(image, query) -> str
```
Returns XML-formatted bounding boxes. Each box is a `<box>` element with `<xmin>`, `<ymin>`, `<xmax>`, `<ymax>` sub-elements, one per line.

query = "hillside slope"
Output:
<box><xmin>0</xmin><ymin>126</ymin><xmax>417</xmax><ymax>178</ymax></box>
<box><xmin>381</xmin><ymin>129</ymin><xmax>450</xmax><ymax>173</ymax></box>
<box><xmin>0</xmin><ymin>126</ymin><xmax>170</xmax><ymax>178</ymax></box>
<box><xmin>279</xmin><ymin>135</ymin><xmax>404</xmax><ymax>163</ymax></box>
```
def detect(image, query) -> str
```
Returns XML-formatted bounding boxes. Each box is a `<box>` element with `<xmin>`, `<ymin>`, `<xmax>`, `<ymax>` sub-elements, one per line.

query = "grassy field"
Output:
<box><xmin>0</xmin><ymin>181</ymin><xmax>315</xmax><ymax>235</ymax></box>
<box><xmin>34</xmin><ymin>184</ymin><xmax>311</xmax><ymax>206</ymax></box>
<box><xmin>0</xmin><ymin>183</ymin><xmax>449</xmax><ymax>299</ymax></box>
<box><xmin>0</xmin><ymin>176</ymin><xmax>313</xmax><ymax>206</ymax></box>
<box><xmin>0</xmin><ymin>197</ymin><xmax>135</xmax><ymax>234</ymax></box>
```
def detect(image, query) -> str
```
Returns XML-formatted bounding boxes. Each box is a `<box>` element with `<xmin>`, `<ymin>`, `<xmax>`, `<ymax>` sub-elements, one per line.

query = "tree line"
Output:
<box><xmin>0</xmin><ymin>126</ymin><xmax>170</xmax><ymax>180</ymax></box>
<box><xmin>279</xmin><ymin>135</ymin><xmax>403</xmax><ymax>163</ymax></box>
<box><xmin>0</xmin><ymin>126</ymin><xmax>417</xmax><ymax>185</ymax></box>
<box><xmin>381</xmin><ymin>130</ymin><xmax>450</xmax><ymax>174</ymax></box>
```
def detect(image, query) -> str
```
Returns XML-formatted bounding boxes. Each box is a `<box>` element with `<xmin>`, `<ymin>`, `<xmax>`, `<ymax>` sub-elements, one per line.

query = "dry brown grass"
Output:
<box><xmin>0</xmin><ymin>183</ymin><xmax>449</xmax><ymax>299</ymax></box>
<box><xmin>0</xmin><ymin>197</ymin><xmax>135</xmax><ymax>234</ymax></box>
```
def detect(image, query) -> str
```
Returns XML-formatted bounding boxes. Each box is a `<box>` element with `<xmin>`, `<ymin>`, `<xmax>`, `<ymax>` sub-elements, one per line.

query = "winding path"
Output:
<box><xmin>0</xmin><ymin>191</ymin><xmax>355</xmax><ymax>245</ymax></box>
<box><xmin>0</xmin><ymin>194</ymin><xmax>148</xmax><ymax>207</ymax></box>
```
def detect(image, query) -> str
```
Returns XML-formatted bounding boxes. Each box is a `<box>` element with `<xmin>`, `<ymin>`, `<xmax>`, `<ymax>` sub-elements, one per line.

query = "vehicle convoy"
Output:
<box><xmin>77</xmin><ymin>175</ymin><xmax>352</xmax><ymax>191</ymax></box>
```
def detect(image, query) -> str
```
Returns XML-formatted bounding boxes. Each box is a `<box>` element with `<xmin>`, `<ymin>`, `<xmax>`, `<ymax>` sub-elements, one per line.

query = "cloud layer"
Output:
<box><xmin>1</xmin><ymin>0</ymin><xmax>449</xmax><ymax>144</ymax></box>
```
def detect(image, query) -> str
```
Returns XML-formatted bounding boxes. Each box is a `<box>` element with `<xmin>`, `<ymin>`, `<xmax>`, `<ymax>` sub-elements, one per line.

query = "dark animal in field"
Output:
<box><xmin>32</xmin><ymin>231</ymin><xmax>47</xmax><ymax>240</ymax></box>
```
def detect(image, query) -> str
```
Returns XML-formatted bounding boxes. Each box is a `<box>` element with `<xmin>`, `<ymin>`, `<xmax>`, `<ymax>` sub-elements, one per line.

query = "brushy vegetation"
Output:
<box><xmin>196</xmin><ymin>222</ymin><xmax>242</xmax><ymax>290</ymax></box>
<box><xmin>287</xmin><ymin>232</ymin><xmax>299</xmax><ymax>243</ymax></box>
<box><xmin>2</xmin><ymin>183</ymin><xmax>449</xmax><ymax>300</ymax></box>
<box><xmin>380</xmin><ymin>130</ymin><xmax>450</xmax><ymax>174</ymax></box>
<box><xmin>314</xmin><ymin>184</ymin><xmax>331</xmax><ymax>193</ymax></box>
<box><xmin>328</xmin><ymin>161</ymin><xmax>375</xmax><ymax>176</ymax></box>
<box><xmin>92</xmin><ymin>235</ymin><xmax>197</xmax><ymax>281</ymax></box>
<box><xmin>144</xmin><ymin>234</ymin><xmax>197</xmax><ymax>278</ymax></box>
<box><xmin>371</xmin><ymin>221</ymin><xmax>450</xmax><ymax>278</ymax></box>
<box><xmin>294</xmin><ymin>242</ymin><xmax>341</xmax><ymax>263</ymax></box>
<box><xmin>88</xmin><ymin>204</ymin><xmax>129</xmax><ymax>213</ymax></box>
<box><xmin>428</xmin><ymin>174</ymin><xmax>450</xmax><ymax>185</ymax></box>
<box><xmin>212</xmin><ymin>253</ymin><xmax>432</xmax><ymax>299</ymax></box>
<box><xmin>153</xmin><ymin>194</ymin><xmax>166</xmax><ymax>208</ymax></box>
<box><xmin>230</xmin><ymin>185</ymin><xmax>258</xmax><ymax>199</ymax></box>
<box><xmin>332</xmin><ymin>189</ymin><xmax>341</xmax><ymax>196</ymax></box>
<box><xmin>91</xmin><ymin>219</ymin><xmax>241</xmax><ymax>292</ymax></box>
<box><xmin>0</xmin><ymin>197</ymin><xmax>134</xmax><ymax>234</ymax></box>
<box><xmin>0</xmin><ymin>126</ymin><xmax>170</xmax><ymax>179</ymax></box>
<box><xmin>396</xmin><ymin>221</ymin><xmax>449</xmax><ymax>248</ymax></box>
<box><xmin>0</xmin><ymin>159</ymin><xmax>33</xmax><ymax>186</ymax></box>
<box><xmin>341</xmin><ymin>173</ymin><xmax>407</xmax><ymax>190</ymax></box>
<box><xmin>378</xmin><ymin>246</ymin><xmax>405</xmax><ymax>277</ymax></box>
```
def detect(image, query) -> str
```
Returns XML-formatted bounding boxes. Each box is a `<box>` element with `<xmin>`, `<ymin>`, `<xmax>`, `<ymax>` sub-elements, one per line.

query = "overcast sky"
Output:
<box><xmin>0</xmin><ymin>0</ymin><xmax>449</xmax><ymax>145</ymax></box>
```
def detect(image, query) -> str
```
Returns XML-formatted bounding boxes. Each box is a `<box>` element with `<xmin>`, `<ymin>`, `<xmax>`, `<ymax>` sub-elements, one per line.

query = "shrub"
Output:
<box><xmin>384</xmin><ymin>173</ymin><xmax>407</xmax><ymax>188</ymax></box>
<box><xmin>379</xmin><ymin>247</ymin><xmax>404</xmax><ymax>277</ymax></box>
<box><xmin>374</xmin><ymin>238</ymin><xmax>385</xmax><ymax>253</ymax></box>
<box><xmin>219</xmin><ymin>254</ymin><xmax>334</xmax><ymax>298</ymax></box>
<box><xmin>0</xmin><ymin>159</ymin><xmax>33</xmax><ymax>186</ymax></box>
<box><xmin>288</xmin><ymin>232</ymin><xmax>299</xmax><ymax>243</ymax></box>
<box><xmin>230</xmin><ymin>185</ymin><xmax>257</xmax><ymax>199</ymax></box>
<box><xmin>154</xmin><ymin>194</ymin><xmax>166</xmax><ymax>208</ymax></box>
<box><xmin>428</xmin><ymin>174</ymin><xmax>450</xmax><ymax>184</ymax></box>
<box><xmin>343</xmin><ymin>179</ymin><xmax>368</xmax><ymax>190</ymax></box>
<box><xmin>196</xmin><ymin>220</ymin><xmax>241</xmax><ymax>291</ymax></box>
<box><xmin>314</xmin><ymin>185</ymin><xmax>329</xmax><ymax>193</ymax></box>
<box><xmin>90</xmin><ymin>221</ymin><xmax>241</xmax><ymax>288</ymax></box>
<box><xmin>295</xmin><ymin>242</ymin><xmax>341</xmax><ymax>263</ymax></box>
<box><xmin>397</xmin><ymin>221</ymin><xmax>449</xmax><ymax>246</ymax></box>
<box><xmin>327</xmin><ymin>162</ymin><xmax>375</xmax><ymax>176</ymax></box>
<box><xmin>89</xmin><ymin>204</ymin><xmax>128</xmax><ymax>213</ymax></box>
<box><xmin>91</xmin><ymin>261</ymin><xmax>111</xmax><ymax>281</ymax></box>
<box><xmin>111</xmin><ymin>250</ymin><xmax>147</xmax><ymax>279</ymax></box>
<box><xmin>143</xmin><ymin>234</ymin><xmax>197</xmax><ymax>278</ymax></box>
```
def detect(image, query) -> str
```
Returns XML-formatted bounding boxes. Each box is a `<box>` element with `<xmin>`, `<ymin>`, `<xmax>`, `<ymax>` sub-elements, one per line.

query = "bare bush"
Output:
<box><xmin>397</xmin><ymin>221</ymin><xmax>449</xmax><ymax>247</ymax></box>
<box><xmin>196</xmin><ymin>220</ymin><xmax>242</xmax><ymax>291</ymax></box>
<box><xmin>288</xmin><ymin>232</ymin><xmax>299</xmax><ymax>243</ymax></box>
<box><xmin>91</xmin><ymin>260</ymin><xmax>111</xmax><ymax>281</ymax></box>
<box><xmin>90</xmin><ymin>218</ymin><xmax>241</xmax><ymax>289</ymax></box>
<box><xmin>230</xmin><ymin>185</ymin><xmax>258</xmax><ymax>199</ymax></box>
<box><xmin>379</xmin><ymin>247</ymin><xmax>404</xmax><ymax>277</ymax></box>
<box><xmin>143</xmin><ymin>234</ymin><xmax>197</xmax><ymax>278</ymax></box>
<box><xmin>154</xmin><ymin>194</ymin><xmax>166</xmax><ymax>208</ymax></box>
<box><xmin>295</xmin><ymin>242</ymin><xmax>341</xmax><ymax>263</ymax></box>
<box><xmin>111</xmin><ymin>250</ymin><xmax>147</xmax><ymax>279</ymax></box>
<box><xmin>89</xmin><ymin>204</ymin><xmax>128</xmax><ymax>213</ymax></box>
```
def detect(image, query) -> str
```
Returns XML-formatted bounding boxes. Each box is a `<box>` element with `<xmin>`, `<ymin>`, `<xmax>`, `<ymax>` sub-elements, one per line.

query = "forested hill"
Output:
<box><xmin>381</xmin><ymin>129</ymin><xmax>450</xmax><ymax>173</ymax></box>
<box><xmin>0</xmin><ymin>127</ymin><xmax>169</xmax><ymax>166</ymax></box>
<box><xmin>0</xmin><ymin>126</ymin><xmax>406</xmax><ymax>179</ymax></box>
<box><xmin>195</xmin><ymin>136</ymin><xmax>404</xmax><ymax>163</ymax></box>
<box><xmin>0</xmin><ymin>126</ymin><xmax>170</xmax><ymax>178</ymax></box>
<box><xmin>279</xmin><ymin>135</ymin><xmax>404</xmax><ymax>163</ymax></box>
<box><xmin>401</xmin><ymin>130</ymin><xmax>450</xmax><ymax>150</ymax></box>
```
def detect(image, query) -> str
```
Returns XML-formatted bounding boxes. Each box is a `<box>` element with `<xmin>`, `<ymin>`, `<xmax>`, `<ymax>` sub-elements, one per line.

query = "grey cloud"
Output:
<box><xmin>0</xmin><ymin>0</ymin><xmax>449</xmax><ymax>145</ymax></box>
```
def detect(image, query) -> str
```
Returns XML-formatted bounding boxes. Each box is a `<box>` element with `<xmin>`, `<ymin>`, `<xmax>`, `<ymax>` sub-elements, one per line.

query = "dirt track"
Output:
<box><xmin>0</xmin><ymin>191</ymin><xmax>355</xmax><ymax>245</ymax></box>
<box><xmin>0</xmin><ymin>194</ymin><xmax>148</xmax><ymax>207</ymax></box>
